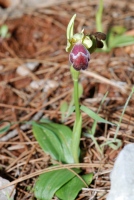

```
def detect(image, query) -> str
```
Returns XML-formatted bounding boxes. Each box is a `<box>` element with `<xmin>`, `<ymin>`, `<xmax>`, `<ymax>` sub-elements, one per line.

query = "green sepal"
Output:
<box><xmin>66</xmin><ymin>14</ymin><xmax>76</xmax><ymax>52</ymax></box>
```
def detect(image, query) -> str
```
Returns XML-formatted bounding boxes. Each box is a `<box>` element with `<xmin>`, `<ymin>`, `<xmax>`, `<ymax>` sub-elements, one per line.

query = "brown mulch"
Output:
<box><xmin>0</xmin><ymin>0</ymin><xmax>134</xmax><ymax>199</ymax></box>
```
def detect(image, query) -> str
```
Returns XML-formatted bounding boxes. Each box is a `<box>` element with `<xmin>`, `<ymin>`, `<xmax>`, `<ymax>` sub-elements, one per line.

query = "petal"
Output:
<box><xmin>69</xmin><ymin>43</ymin><xmax>90</xmax><ymax>71</ymax></box>
<box><xmin>71</xmin><ymin>43</ymin><xmax>89</xmax><ymax>56</ymax></box>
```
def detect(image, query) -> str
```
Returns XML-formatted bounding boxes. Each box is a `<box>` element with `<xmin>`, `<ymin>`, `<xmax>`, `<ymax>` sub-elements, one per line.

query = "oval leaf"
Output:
<box><xmin>32</xmin><ymin>122</ymin><xmax>74</xmax><ymax>163</ymax></box>
<box><xmin>56</xmin><ymin>173</ymin><xmax>93</xmax><ymax>200</ymax></box>
<box><xmin>34</xmin><ymin>168</ymin><xmax>80</xmax><ymax>200</ymax></box>
<box><xmin>44</xmin><ymin>123</ymin><xmax>74</xmax><ymax>163</ymax></box>
<box><xmin>32</xmin><ymin>122</ymin><xmax>64</xmax><ymax>162</ymax></box>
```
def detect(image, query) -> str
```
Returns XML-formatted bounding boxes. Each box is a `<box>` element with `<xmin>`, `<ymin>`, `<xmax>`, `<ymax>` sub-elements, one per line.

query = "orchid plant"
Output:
<box><xmin>32</xmin><ymin>14</ymin><xmax>110</xmax><ymax>200</ymax></box>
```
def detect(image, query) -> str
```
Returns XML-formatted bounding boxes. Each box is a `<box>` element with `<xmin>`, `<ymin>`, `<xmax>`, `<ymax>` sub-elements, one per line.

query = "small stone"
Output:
<box><xmin>25</xmin><ymin>62</ymin><xmax>39</xmax><ymax>71</ymax></box>
<box><xmin>9</xmin><ymin>0</ymin><xmax>20</xmax><ymax>7</ymax></box>
<box><xmin>30</xmin><ymin>80</ymin><xmax>45</xmax><ymax>89</ymax></box>
<box><xmin>0</xmin><ymin>176</ymin><xmax>16</xmax><ymax>200</ymax></box>
<box><xmin>0</xmin><ymin>65</ymin><xmax>4</xmax><ymax>70</ymax></box>
<box><xmin>43</xmin><ymin>80</ymin><xmax>58</xmax><ymax>92</ymax></box>
<box><xmin>30</xmin><ymin>79</ymin><xmax>58</xmax><ymax>91</ymax></box>
<box><xmin>16</xmin><ymin>62</ymin><xmax>39</xmax><ymax>76</ymax></box>
<box><xmin>107</xmin><ymin>144</ymin><xmax>134</xmax><ymax>200</ymax></box>
<box><xmin>16</xmin><ymin>66</ymin><xmax>29</xmax><ymax>76</ymax></box>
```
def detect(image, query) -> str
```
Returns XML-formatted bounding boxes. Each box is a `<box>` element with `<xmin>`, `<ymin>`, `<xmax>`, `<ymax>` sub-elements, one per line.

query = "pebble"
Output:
<box><xmin>16</xmin><ymin>62</ymin><xmax>39</xmax><ymax>76</ymax></box>
<box><xmin>0</xmin><ymin>65</ymin><xmax>4</xmax><ymax>70</ymax></box>
<box><xmin>30</xmin><ymin>79</ymin><xmax>45</xmax><ymax>89</ymax></box>
<box><xmin>30</xmin><ymin>79</ymin><xmax>58</xmax><ymax>91</ymax></box>
<box><xmin>107</xmin><ymin>144</ymin><xmax>134</xmax><ymax>200</ymax></box>
<box><xmin>0</xmin><ymin>176</ymin><xmax>16</xmax><ymax>200</ymax></box>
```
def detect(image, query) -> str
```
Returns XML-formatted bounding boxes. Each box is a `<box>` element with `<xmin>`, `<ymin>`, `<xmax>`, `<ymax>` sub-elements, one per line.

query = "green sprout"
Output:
<box><xmin>0</xmin><ymin>25</ymin><xmax>10</xmax><ymax>39</ymax></box>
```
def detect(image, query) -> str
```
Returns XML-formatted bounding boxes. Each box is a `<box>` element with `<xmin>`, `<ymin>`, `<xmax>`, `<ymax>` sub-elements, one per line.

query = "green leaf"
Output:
<box><xmin>106</xmin><ymin>138</ymin><xmax>122</xmax><ymax>150</ymax></box>
<box><xmin>0</xmin><ymin>122</ymin><xmax>11</xmax><ymax>134</ymax></box>
<box><xmin>109</xmin><ymin>35</ymin><xmax>134</xmax><ymax>48</ymax></box>
<box><xmin>34</xmin><ymin>168</ymin><xmax>80</xmax><ymax>200</ymax></box>
<box><xmin>80</xmin><ymin>105</ymin><xmax>114</xmax><ymax>125</ymax></box>
<box><xmin>72</xmin><ymin>114</ymin><xmax>82</xmax><ymax>163</ymax></box>
<box><xmin>0</xmin><ymin>25</ymin><xmax>8</xmax><ymax>38</ymax></box>
<box><xmin>65</xmin><ymin>105</ymin><xmax>75</xmax><ymax>119</ymax></box>
<box><xmin>101</xmin><ymin>138</ymin><xmax>122</xmax><ymax>150</ymax></box>
<box><xmin>32</xmin><ymin>122</ymin><xmax>64</xmax><ymax>161</ymax></box>
<box><xmin>111</xmin><ymin>26</ymin><xmax>126</xmax><ymax>35</ymax></box>
<box><xmin>47</xmin><ymin>123</ymin><xmax>74</xmax><ymax>163</ymax></box>
<box><xmin>40</xmin><ymin>118</ymin><xmax>52</xmax><ymax>123</ymax></box>
<box><xmin>90</xmin><ymin>91</ymin><xmax>109</xmax><ymax>136</ymax></box>
<box><xmin>32</xmin><ymin>122</ymin><xmax>74</xmax><ymax>163</ymax></box>
<box><xmin>60</xmin><ymin>101</ymin><xmax>68</xmax><ymax>113</ymax></box>
<box><xmin>60</xmin><ymin>101</ymin><xmax>68</xmax><ymax>122</ymax></box>
<box><xmin>56</xmin><ymin>173</ymin><xmax>93</xmax><ymax>200</ymax></box>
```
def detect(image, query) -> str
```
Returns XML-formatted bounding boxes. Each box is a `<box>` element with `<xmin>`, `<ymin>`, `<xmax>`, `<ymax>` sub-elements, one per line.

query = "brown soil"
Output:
<box><xmin>0</xmin><ymin>0</ymin><xmax>134</xmax><ymax>199</ymax></box>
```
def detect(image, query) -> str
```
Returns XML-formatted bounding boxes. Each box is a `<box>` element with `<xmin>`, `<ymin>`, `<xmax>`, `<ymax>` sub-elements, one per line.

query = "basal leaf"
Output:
<box><xmin>56</xmin><ymin>173</ymin><xmax>93</xmax><ymax>200</ymax></box>
<box><xmin>45</xmin><ymin>123</ymin><xmax>74</xmax><ymax>163</ymax></box>
<box><xmin>34</xmin><ymin>168</ymin><xmax>80</xmax><ymax>200</ymax></box>
<box><xmin>40</xmin><ymin>118</ymin><xmax>52</xmax><ymax>123</ymax></box>
<box><xmin>32</xmin><ymin>122</ymin><xmax>74</xmax><ymax>163</ymax></box>
<box><xmin>80</xmin><ymin>105</ymin><xmax>114</xmax><ymax>125</ymax></box>
<box><xmin>32</xmin><ymin>122</ymin><xmax>64</xmax><ymax>162</ymax></box>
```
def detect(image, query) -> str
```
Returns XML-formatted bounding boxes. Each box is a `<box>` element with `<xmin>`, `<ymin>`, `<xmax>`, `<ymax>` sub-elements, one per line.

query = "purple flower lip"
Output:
<box><xmin>69</xmin><ymin>43</ymin><xmax>90</xmax><ymax>71</ymax></box>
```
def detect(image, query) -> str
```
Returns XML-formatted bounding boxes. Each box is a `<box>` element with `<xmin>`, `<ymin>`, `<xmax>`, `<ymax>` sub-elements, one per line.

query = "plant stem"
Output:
<box><xmin>90</xmin><ymin>134</ymin><xmax>103</xmax><ymax>156</ymax></box>
<box><xmin>96</xmin><ymin>0</ymin><xmax>108</xmax><ymax>51</ymax></box>
<box><xmin>96</xmin><ymin>0</ymin><xmax>103</xmax><ymax>32</ymax></box>
<box><xmin>73</xmin><ymin>79</ymin><xmax>80</xmax><ymax>122</ymax></box>
<box><xmin>70</xmin><ymin>65</ymin><xmax>82</xmax><ymax>163</ymax></box>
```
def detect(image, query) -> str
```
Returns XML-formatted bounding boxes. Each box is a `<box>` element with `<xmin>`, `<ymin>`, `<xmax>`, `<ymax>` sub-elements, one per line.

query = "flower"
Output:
<box><xmin>66</xmin><ymin>14</ymin><xmax>106</xmax><ymax>71</ymax></box>
<box><xmin>69</xmin><ymin>42</ymin><xmax>90</xmax><ymax>71</ymax></box>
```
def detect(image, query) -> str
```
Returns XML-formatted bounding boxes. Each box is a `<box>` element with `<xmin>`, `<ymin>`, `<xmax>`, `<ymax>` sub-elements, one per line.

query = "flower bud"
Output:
<box><xmin>69</xmin><ymin>43</ymin><xmax>90</xmax><ymax>71</ymax></box>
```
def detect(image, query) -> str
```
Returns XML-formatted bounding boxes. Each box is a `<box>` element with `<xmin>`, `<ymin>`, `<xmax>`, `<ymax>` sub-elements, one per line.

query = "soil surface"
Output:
<box><xmin>0</xmin><ymin>0</ymin><xmax>134</xmax><ymax>199</ymax></box>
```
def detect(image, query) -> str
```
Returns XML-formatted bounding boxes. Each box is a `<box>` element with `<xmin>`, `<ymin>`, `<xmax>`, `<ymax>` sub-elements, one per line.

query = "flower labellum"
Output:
<box><xmin>69</xmin><ymin>43</ymin><xmax>90</xmax><ymax>71</ymax></box>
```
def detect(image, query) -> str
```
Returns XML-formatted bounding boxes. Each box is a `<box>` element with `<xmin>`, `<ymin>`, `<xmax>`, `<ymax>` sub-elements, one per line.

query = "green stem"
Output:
<box><xmin>70</xmin><ymin>65</ymin><xmax>82</xmax><ymax>163</ymax></box>
<box><xmin>96</xmin><ymin>0</ymin><xmax>103</xmax><ymax>32</ymax></box>
<box><xmin>90</xmin><ymin>134</ymin><xmax>103</xmax><ymax>156</ymax></box>
<box><xmin>96</xmin><ymin>0</ymin><xmax>108</xmax><ymax>51</ymax></box>
<box><xmin>73</xmin><ymin>79</ymin><xmax>80</xmax><ymax>122</ymax></box>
